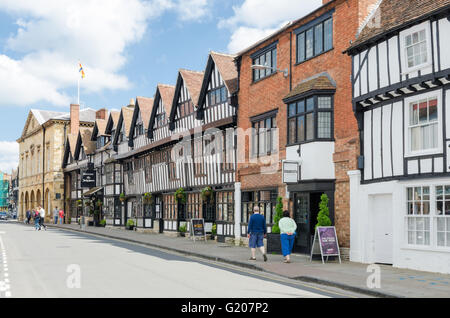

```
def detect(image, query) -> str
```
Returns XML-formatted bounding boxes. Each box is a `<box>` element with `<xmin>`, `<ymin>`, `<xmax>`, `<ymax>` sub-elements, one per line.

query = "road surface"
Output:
<box><xmin>0</xmin><ymin>221</ymin><xmax>362</xmax><ymax>298</ymax></box>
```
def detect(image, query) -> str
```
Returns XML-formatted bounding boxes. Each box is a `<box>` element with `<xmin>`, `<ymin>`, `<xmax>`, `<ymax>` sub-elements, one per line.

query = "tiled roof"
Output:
<box><xmin>348</xmin><ymin>0</ymin><xmax>450</xmax><ymax>52</ymax></box>
<box><xmin>210</xmin><ymin>51</ymin><xmax>238</xmax><ymax>94</ymax></box>
<box><xmin>136</xmin><ymin>97</ymin><xmax>154</xmax><ymax>130</ymax></box>
<box><xmin>283</xmin><ymin>75</ymin><xmax>336</xmax><ymax>100</ymax></box>
<box><xmin>67</xmin><ymin>134</ymin><xmax>78</xmax><ymax>157</ymax></box>
<box><xmin>179</xmin><ymin>69</ymin><xmax>204</xmax><ymax>106</ymax></box>
<box><xmin>95</xmin><ymin>119</ymin><xmax>107</xmax><ymax>136</ymax></box>
<box><xmin>121</xmin><ymin>106</ymin><xmax>134</xmax><ymax>137</ymax></box>
<box><xmin>80</xmin><ymin>127</ymin><xmax>95</xmax><ymax>155</ymax></box>
<box><xmin>158</xmin><ymin>84</ymin><xmax>175</xmax><ymax>116</ymax></box>
<box><xmin>110</xmin><ymin>111</ymin><xmax>120</xmax><ymax>130</ymax></box>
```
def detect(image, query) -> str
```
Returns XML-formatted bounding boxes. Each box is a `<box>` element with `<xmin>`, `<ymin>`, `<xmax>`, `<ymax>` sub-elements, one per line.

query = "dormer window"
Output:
<box><xmin>401</xmin><ymin>22</ymin><xmax>431</xmax><ymax>74</ymax></box>
<box><xmin>207</xmin><ymin>86</ymin><xmax>227</xmax><ymax>107</ymax></box>
<box><xmin>178</xmin><ymin>99</ymin><xmax>194</xmax><ymax>118</ymax></box>
<box><xmin>134</xmin><ymin>122</ymin><xmax>144</xmax><ymax>137</ymax></box>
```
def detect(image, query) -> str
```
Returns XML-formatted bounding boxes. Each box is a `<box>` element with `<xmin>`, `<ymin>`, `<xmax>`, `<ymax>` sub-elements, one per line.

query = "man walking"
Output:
<box><xmin>53</xmin><ymin>206</ymin><xmax>59</xmax><ymax>224</ymax></box>
<box><xmin>39</xmin><ymin>205</ymin><xmax>47</xmax><ymax>231</ymax></box>
<box><xmin>247</xmin><ymin>206</ymin><xmax>267</xmax><ymax>262</ymax></box>
<box><xmin>26</xmin><ymin>210</ymin><xmax>31</xmax><ymax>224</ymax></box>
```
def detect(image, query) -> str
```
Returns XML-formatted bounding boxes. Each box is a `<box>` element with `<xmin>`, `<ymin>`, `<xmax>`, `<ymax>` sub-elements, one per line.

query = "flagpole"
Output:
<box><xmin>78</xmin><ymin>76</ymin><xmax>80</xmax><ymax>105</ymax></box>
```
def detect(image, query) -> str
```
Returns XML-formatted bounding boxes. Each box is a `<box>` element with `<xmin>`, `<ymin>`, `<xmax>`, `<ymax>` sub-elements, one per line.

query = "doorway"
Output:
<box><xmin>292</xmin><ymin>192</ymin><xmax>324</xmax><ymax>254</ymax></box>
<box><xmin>371</xmin><ymin>194</ymin><xmax>393</xmax><ymax>264</ymax></box>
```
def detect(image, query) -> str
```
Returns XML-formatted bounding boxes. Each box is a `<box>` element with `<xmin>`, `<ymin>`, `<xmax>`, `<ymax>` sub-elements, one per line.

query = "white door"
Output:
<box><xmin>372</xmin><ymin>194</ymin><xmax>393</xmax><ymax>264</ymax></box>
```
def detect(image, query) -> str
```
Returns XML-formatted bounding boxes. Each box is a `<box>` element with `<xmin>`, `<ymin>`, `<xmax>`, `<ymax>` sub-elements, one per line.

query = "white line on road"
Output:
<box><xmin>0</xmin><ymin>235</ymin><xmax>11</xmax><ymax>298</ymax></box>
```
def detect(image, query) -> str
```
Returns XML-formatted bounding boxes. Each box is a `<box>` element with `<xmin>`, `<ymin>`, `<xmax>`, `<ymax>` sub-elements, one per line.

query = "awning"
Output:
<box><xmin>82</xmin><ymin>186</ymin><xmax>103</xmax><ymax>197</ymax></box>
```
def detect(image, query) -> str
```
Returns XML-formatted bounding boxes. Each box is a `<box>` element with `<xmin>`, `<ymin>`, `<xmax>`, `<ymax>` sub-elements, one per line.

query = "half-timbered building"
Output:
<box><xmin>347</xmin><ymin>0</ymin><xmax>450</xmax><ymax>273</ymax></box>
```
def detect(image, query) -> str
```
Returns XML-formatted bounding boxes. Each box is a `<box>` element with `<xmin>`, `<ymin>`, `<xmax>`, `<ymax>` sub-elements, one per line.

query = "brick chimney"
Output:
<box><xmin>322</xmin><ymin>0</ymin><xmax>333</xmax><ymax>4</ymax></box>
<box><xmin>96</xmin><ymin>108</ymin><xmax>107</xmax><ymax>120</ymax></box>
<box><xmin>70</xmin><ymin>104</ymin><xmax>80</xmax><ymax>135</ymax></box>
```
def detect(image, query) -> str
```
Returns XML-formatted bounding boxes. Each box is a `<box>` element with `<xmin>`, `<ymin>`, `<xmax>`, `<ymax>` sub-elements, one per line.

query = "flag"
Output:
<box><xmin>79</xmin><ymin>62</ymin><xmax>85</xmax><ymax>79</ymax></box>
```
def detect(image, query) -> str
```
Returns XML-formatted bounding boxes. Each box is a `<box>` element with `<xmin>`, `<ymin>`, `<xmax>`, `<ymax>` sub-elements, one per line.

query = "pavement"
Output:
<box><xmin>20</xmin><ymin>221</ymin><xmax>450</xmax><ymax>298</ymax></box>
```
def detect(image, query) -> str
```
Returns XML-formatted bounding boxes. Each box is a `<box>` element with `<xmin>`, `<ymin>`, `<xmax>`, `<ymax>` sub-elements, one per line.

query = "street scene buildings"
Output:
<box><xmin>10</xmin><ymin>0</ymin><xmax>450</xmax><ymax>278</ymax></box>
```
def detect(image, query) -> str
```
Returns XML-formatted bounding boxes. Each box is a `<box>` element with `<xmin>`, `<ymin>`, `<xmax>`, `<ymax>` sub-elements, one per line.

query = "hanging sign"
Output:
<box><xmin>310</xmin><ymin>226</ymin><xmax>341</xmax><ymax>264</ymax></box>
<box><xmin>81</xmin><ymin>169</ymin><xmax>96</xmax><ymax>188</ymax></box>
<box><xmin>282</xmin><ymin>161</ymin><xmax>299</xmax><ymax>183</ymax></box>
<box><xmin>190</xmin><ymin>218</ymin><xmax>206</xmax><ymax>242</ymax></box>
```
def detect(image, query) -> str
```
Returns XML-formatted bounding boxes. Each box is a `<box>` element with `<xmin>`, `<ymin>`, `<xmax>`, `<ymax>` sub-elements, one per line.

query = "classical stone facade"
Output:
<box><xmin>17</xmin><ymin>107</ymin><xmax>96</xmax><ymax>221</ymax></box>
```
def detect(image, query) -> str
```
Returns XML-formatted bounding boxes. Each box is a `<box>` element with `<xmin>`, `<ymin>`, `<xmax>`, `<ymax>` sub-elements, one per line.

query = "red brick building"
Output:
<box><xmin>235</xmin><ymin>0</ymin><xmax>379</xmax><ymax>253</ymax></box>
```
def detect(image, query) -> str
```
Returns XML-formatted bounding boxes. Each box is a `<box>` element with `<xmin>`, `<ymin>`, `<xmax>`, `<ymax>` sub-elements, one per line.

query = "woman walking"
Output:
<box><xmin>33</xmin><ymin>208</ymin><xmax>41</xmax><ymax>231</ymax></box>
<box><xmin>279</xmin><ymin>210</ymin><xmax>297</xmax><ymax>263</ymax></box>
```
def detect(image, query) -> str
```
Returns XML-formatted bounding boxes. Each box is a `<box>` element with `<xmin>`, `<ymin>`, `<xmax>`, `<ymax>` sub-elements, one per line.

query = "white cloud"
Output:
<box><xmin>0</xmin><ymin>141</ymin><xmax>19</xmax><ymax>173</ymax></box>
<box><xmin>0</xmin><ymin>0</ymin><xmax>211</xmax><ymax>107</ymax></box>
<box><xmin>219</xmin><ymin>0</ymin><xmax>323</xmax><ymax>53</ymax></box>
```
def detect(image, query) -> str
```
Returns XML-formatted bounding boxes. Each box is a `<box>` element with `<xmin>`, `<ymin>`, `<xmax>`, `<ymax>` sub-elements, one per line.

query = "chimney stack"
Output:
<box><xmin>96</xmin><ymin>108</ymin><xmax>107</xmax><ymax>120</ymax></box>
<box><xmin>70</xmin><ymin>104</ymin><xmax>80</xmax><ymax>135</ymax></box>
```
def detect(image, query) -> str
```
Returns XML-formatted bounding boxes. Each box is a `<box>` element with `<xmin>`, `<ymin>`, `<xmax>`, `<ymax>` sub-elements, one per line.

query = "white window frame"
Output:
<box><xmin>400</xmin><ymin>21</ymin><xmax>432</xmax><ymax>75</ymax></box>
<box><xmin>404</xmin><ymin>90</ymin><xmax>442</xmax><ymax>157</ymax></box>
<box><xmin>403</xmin><ymin>183</ymin><xmax>450</xmax><ymax>252</ymax></box>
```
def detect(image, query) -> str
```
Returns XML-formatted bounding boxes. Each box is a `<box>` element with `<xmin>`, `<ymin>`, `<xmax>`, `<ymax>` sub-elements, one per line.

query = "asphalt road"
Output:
<box><xmin>0</xmin><ymin>221</ymin><xmax>360</xmax><ymax>298</ymax></box>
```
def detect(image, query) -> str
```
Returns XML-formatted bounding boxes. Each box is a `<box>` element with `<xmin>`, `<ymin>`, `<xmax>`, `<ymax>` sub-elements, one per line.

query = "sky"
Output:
<box><xmin>0</xmin><ymin>0</ymin><xmax>323</xmax><ymax>173</ymax></box>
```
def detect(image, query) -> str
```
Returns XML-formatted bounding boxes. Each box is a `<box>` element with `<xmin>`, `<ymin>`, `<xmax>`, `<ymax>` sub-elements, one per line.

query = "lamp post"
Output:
<box><xmin>251</xmin><ymin>64</ymin><xmax>289</xmax><ymax>78</ymax></box>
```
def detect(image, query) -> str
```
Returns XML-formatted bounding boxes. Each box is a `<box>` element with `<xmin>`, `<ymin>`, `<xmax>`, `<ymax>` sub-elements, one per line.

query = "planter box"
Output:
<box><xmin>267</xmin><ymin>233</ymin><xmax>282</xmax><ymax>254</ymax></box>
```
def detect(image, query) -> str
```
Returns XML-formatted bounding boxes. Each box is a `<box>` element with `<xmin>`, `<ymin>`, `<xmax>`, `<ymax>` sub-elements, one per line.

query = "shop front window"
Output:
<box><xmin>216</xmin><ymin>191</ymin><xmax>234</xmax><ymax>222</ymax></box>
<box><xmin>406</xmin><ymin>186</ymin><xmax>430</xmax><ymax>246</ymax></box>
<box><xmin>242</xmin><ymin>190</ymin><xmax>277</xmax><ymax>225</ymax></box>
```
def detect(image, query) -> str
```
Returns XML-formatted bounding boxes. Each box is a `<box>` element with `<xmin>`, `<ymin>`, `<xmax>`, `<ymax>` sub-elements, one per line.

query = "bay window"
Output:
<box><xmin>287</xmin><ymin>95</ymin><xmax>333</xmax><ymax>145</ymax></box>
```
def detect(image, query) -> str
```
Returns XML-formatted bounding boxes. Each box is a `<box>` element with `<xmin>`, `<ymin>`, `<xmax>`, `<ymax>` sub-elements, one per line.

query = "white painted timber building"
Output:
<box><xmin>347</xmin><ymin>0</ymin><xmax>450</xmax><ymax>273</ymax></box>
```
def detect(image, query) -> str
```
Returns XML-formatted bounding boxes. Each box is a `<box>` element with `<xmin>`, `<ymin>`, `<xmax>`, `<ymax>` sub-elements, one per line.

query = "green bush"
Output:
<box><xmin>315</xmin><ymin>194</ymin><xmax>332</xmax><ymax>229</ymax></box>
<box><xmin>211</xmin><ymin>223</ymin><xmax>217</xmax><ymax>236</ymax></box>
<box><xmin>99</xmin><ymin>219</ymin><xmax>106</xmax><ymax>226</ymax></box>
<box><xmin>271</xmin><ymin>197</ymin><xmax>284</xmax><ymax>234</ymax></box>
<box><xmin>179</xmin><ymin>224</ymin><xmax>187</xmax><ymax>233</ymax></box>
<box><xmin>126</xmin><ymin>219</ymin><xmax>135</xmax><ymax>227</ymax></box>
<box><xmin>174</xmin><ymin>188</ymin><xmax>186</xmax><ymax>204</ymax></box>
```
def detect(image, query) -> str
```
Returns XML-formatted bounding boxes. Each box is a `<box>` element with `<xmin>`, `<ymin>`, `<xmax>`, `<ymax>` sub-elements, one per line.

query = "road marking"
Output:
<box><xmin>0</xmin><ymin>235</ymin><xmax>11</xmax><ymax>298</ymax></box>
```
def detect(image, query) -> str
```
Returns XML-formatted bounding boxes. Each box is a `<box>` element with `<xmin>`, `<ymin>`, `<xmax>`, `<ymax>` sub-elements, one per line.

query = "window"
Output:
<box><xmin>435</xmin><ymin>186</ymin><xmax>450</xmax><ymax>247</ymax></box>
<box><xmin>408</xmin><ymin>96</ymin><xmax>438</xmax><ymax>153</ymax></box>
<box><xmin>216</xmin><ymin>191</ymin><xmax>234</xmax><ymax>222</ymax></box>
<box><xmin>134</xmin><ymin>122</ymin><xmax>144</xmax><ymax>137</ymax></box>
<box><xmin>407</xmin><ymin>186</ymin><xmax>431</xmax><ymax>246</ymax></box>
<box><xmin>242</xmin><ymin>190</ymin><xmax>277</xmax><ymax>225</ymax></box>
<box><xmin>155</xmin><ymin>107</ymin><xmax>167</xmax><ymax>129</ymax></box>
<box><xmin>178</xmin><ymin>100</ymin><xmax>194</xmax><ymax>118</ymax></box>
<box><xmin>144</xmin><ymin>155</ymin><xmax>152</xmax><ymax>183</ymax></box>
<box><xmin>163</xmin><ymin>194</ymin><xmax>177</xmax><ymax>220</ymax></box>
<box><xmin>297</xmin><ymin>16</ymin><xmax>333</xmax><ymax>63</ymax></box>
<box><xmin>222</xmin><ymin>128</ymin><xmax>235</xmax><ymax>172</ymax></box>
<box><xmin>252</xmin><ymin>45</ymin><xmax>277</xmax><ymax>82</ymax></box>
<box><xmin>105</xmin><ymin>164</ymin><xmax>113</xmax><ymax>184</ymax></box>
<box><xmin>186</xmin><ymin>193</ymin><xmax>201</xmax><ymax>219</ymax></box>
<box><xmin>405</xmin><ymin>29</ymin><xmax>427</xmax><ymax>69</ymax></box>
<box><xmin>124</xmin><ymin>161</ymin><xmax>134</xmax><ymax>184</ymax></box>
<box><xmin>288</xmin><ymin>95</ymin><xmax>333</xmax><ymax>144</ymax></box>
<box><xmin>193</xmin><ymin>137</ymin><xmax>204</xmax><ymax>176</ymax></box>
<box><xmin>251</xmin><ymin>114</ymin><xmax>277</xmax><ymax>157</ymax></box>
<box><xmin>207</xmin><ymin>85</ymin><xmax>228</xmax><ymax>107</ymax></box>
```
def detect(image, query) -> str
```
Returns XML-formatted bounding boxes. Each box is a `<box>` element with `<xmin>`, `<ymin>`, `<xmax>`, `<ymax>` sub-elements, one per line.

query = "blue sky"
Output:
<box><xmin>0</xmin><ymin>0</ymin><xmax>322</xmax><ymax>172</ymax></box>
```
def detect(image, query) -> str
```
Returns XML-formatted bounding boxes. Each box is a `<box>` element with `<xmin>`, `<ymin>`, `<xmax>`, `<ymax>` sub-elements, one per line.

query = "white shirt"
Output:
<box><xmin>40</xmin><ymin>208</ymin><xmax>45</xmax><ymax>218</ymax></box>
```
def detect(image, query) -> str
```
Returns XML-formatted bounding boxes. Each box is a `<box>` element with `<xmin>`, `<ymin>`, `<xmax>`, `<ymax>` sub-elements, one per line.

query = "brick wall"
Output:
<box><xmin>236</xmin><ymin>0</ymin><xmax>377</xmax><ymax>247</ymax></box>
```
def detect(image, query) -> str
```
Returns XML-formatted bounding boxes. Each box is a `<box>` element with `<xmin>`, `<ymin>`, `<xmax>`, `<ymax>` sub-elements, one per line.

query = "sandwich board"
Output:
<box><xmin>190</xmin><ymin>218</ymin><xmax>206</xmax><ymax>242</ymax></box>
<box><xmin>310</xmin><ymin>226</ymin><xmax>341</xmax><ymax>264</ymax></box>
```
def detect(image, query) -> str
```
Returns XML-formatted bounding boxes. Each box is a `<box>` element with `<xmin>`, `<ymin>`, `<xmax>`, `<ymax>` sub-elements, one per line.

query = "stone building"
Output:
<box><xmin>17</xmin><ymin>106</ymin><xmax>96</xmax><ymax>221</ymax></box>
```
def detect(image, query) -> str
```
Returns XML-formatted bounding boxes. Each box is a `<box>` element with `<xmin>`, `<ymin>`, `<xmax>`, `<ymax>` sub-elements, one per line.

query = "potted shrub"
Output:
<box><xmin>174</xmin><ymin>188</ymin><xmax>186</xmax><ymax>204</ymax></box>
<box><xmin>315</xmin><ymin>194</ymin><xmax>332</xmax><ymax>229</ymax></box>
<box><xmin>99</xmin><ymin>219</ymin><xmax>106</xmax><ymax>227</ymax></box>
<box><xmin>126</xmin><ymin>219</ymin><xmax>135</xmax><ymax>230</ymax></box>
<box><xmin>179</xmin><ymin>224</ymin><xmax>187</xmax><ymax>237</ymax></box>
<box><xmin>76</xmin><ymin>200</ymin><xmax>82</xmax><ymax>208</ymax></box>
<box><xmin>267</xmin><ymin>197</ymin><xmax>283</xmax><ymax>254</ymax></box>
<box><xmin>211</xmin><ymin>223</ymin><xmax>217</xmax><ymax>240</ymax></box>
<box><xmin>119</xmin><ymin>193</ymin><xmax>126</xmax><ymax>202</ymax></box>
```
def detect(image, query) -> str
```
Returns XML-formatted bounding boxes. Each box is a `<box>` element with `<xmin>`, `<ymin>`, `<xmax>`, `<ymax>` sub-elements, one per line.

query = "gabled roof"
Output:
<box><xmin>110</xmin><ymin>111</ymin><xmax>120</xmax><ymax>130</ymax></box>
<box><xmin>283</xmin><ymin>74</ymin><xmax>336</xmax><ymax>101</ymax></box>
<box><xmin>169</xmin><ymin>69</ymin><xmax>204</xmax><ymax>125</ymax></box>
<box><xmin>158</xmin><ymin>84</ymin><xmax>176</xmax><ymax>116</ymax></box>
<box><xmin>92</xmin><ymin>119</ymin><xmax>108</xmax><ymax>140</ymax></box>
<box><xmin>210</xmin><ymin>51</ymin><xmax>238</xmax><ymax>94</ymax></box>
<box><xmin>196</xmin><ymin>52</ymin><xmax>238</xmax><ymax>118</ymax></box>
<box><xmin>347</xmin><ymin>0</ymin><xmax>450</xmax><ymax>53</ymax></box>
<box><xmin>112</xmin><ymin>105</ymin><xmax>134</xmax><ymax>146</ymax></box>
<box><xmin>135</xmin><ymin>97</ymin><xmax>154</xmax><ymax>130</ymax></box>
<box><xmin>79</xmin><ymin>127</ymin><xmax>96</xmax><ymax>156</ymax></box>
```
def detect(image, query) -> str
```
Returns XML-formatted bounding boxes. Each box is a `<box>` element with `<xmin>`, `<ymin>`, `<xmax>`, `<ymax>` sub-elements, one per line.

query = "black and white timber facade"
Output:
<box><xmin>347</xmin><ymin>1</ymin><xmax>450</xmax><ymax>274</ymax></box>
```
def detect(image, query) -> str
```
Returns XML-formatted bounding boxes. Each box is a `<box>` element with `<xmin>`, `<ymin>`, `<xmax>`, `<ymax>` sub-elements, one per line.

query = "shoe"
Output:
<box><xmin>249</xmin><ymin>257</ymin><xmax>256</xmax><ymax>261</ymax></box>
<box><xmin>263</xmin><ymin>254</ymin><xmax>267</xmax><ymax>262</ymax></box>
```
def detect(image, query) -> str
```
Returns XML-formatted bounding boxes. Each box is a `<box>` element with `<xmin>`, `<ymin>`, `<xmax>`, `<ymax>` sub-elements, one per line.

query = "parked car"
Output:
<box><xmin>0</xmin><ymin>212</ymin><xmax>7</xmax><ymax>220</ymax></box>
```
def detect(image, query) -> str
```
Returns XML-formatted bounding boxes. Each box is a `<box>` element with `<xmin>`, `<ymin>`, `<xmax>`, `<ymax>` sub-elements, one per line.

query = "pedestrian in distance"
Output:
<box><xmin>58</xmin><ymin>208</ymin><xmax>64</xmax><ymax>225</ymax></box>
<box><xmin>33</xmin><ymin>209</ymin><xmax>40</xmax><ymax>231</ymax></box>
<box><xmin>26</xmin><ymin>210</ymin><xmax>31</xmax><ymax>224</ymax></box>
<box><xmin>39</xmin><ymin>205</ymin><xmax>47</xmax><ymax>231</ymax></box>
<box><xmin>53</xmin><ymin>206</ymin><xmax>59</xmax><ymax>224</ymax></box>
<box><xmin>247</xmin><ymin>206</ymin><xmax>268</xmax><ymax>262</ymax></box>
<box><xmin>278</xmin><ymin>210</ymin><xmax>297</xmax><ymax>263</ymax></box>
